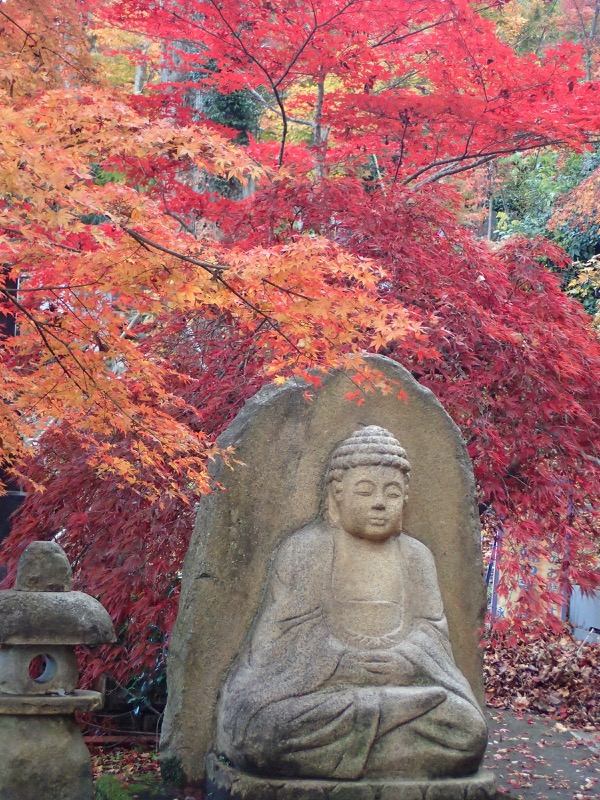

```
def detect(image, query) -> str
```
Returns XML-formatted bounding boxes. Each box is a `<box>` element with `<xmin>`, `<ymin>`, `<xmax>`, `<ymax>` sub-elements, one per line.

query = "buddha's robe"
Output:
<box><xmin>216</xmin><ymin>522</ymin><xmax>488</xmax><ymax>780</ymax></box>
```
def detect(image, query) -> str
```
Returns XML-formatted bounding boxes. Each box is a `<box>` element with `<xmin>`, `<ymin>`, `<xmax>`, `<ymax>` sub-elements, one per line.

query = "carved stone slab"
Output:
<box><xmin>160</xmin><ymin>355</ymin><xmax>487</xmax><ymax>785</ymax></box>
<box><xmin>206</xmin><ymin>755</ymin><xmax>497</xmax><ymax>800</ymax></box>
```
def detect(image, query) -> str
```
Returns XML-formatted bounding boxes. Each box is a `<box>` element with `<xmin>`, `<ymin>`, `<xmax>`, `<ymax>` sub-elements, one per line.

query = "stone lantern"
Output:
<box><xmin>0</xmin><ymin>541</ymin><xmax>116</xmax><ymax>800</ymax></box>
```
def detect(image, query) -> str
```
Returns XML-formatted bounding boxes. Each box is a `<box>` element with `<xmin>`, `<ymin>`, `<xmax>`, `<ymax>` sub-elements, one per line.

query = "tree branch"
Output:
<box><xmin>121</xmin><ymin>227</ymin><xmax>229</xmax><ymax>273</ymax></box>
<box><xmin>402</xmin><ymin>139</ymin><xmax>563</xmax><ymax>187</ymax></box>
<box><xmin>372</xmin><ymin>14</ymin><xmax>455</xmax><ymax>49</ymax></box>
<box><xmin>121</xmin><ymin>228</ymin><xmax>304</xmax><ymax>355</ymax></box>
<box><xmin>0</xmin><ymin>287</ymin><xmax>90</xmax><ymax>396</ymax></box>
<box><xmin>247</xmin><ymin>86</ymin><xmax>315</xmax><ymax>127</ymax></box>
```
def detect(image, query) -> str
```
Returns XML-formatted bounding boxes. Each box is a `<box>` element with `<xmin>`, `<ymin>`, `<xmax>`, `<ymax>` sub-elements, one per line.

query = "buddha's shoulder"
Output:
<box><xmin>274</xmin><ymin>520</ymin><xmax>331</xmax><ymax>564</ymax></box>
<box><xmin>400</xmin><ymin>533</ymin><xmax>436</xmax><ymax>565</ymax></box>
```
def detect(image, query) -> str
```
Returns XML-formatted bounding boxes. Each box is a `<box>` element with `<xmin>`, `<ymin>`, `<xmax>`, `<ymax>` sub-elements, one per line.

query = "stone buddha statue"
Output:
<box><xmin>215</xmin><ymin>426</ymin><xmax>488</xmax><ymax>782</ymax></box>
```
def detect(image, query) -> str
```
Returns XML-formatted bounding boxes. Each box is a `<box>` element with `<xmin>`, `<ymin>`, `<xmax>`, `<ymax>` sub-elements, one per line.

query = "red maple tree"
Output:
<box><xmin>1</xmin><ymin>0</ymin><xmax>599</xmax><ymax>690</ymax></box>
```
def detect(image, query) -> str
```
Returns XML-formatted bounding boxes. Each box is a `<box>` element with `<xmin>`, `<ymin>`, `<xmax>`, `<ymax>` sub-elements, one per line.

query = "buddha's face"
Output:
<box><xmin>329</xmin><ymin>465</ymin><xmax>407</xmax><ymax>542</ymax></box>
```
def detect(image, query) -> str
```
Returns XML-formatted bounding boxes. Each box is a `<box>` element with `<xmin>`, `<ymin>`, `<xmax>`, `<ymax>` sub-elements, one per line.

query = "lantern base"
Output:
<box><xmin>0</xmin><ymin>714</ymin><xmax>94</xmax><ymax>800</ymax></box>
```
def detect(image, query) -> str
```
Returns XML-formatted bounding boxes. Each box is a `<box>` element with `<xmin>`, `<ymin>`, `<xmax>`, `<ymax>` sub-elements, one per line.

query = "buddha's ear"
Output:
<box><xmin>327</xmin><ymin>481</ymin><xmax>342</xmax><ymax>525</ymax></box>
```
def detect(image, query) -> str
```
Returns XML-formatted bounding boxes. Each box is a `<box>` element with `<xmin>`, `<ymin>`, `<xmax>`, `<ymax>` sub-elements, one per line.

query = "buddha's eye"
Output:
<box><xmin>353</xmin><ymin>481</ymin><xmax>374</xmax><ymax>495</ymax></box>
<box><xmin>385</xmin><ymin>484</ymin><xmax>403</xmax><ymax>498</ymax></box>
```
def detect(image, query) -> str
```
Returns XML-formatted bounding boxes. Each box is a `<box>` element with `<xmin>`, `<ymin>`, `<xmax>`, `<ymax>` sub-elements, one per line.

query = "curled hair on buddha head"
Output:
<box><xmin>325</xmin><ymin>425</ymin><xmax>411</xmax><ymax>486</ymax></box>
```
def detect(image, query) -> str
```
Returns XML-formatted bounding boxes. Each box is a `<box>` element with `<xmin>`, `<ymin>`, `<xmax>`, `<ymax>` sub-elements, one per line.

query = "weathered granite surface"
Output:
<box><xmin>216</xmin><ymin>427</ymin><xmax>488</xmax><ymax>781</ymax></box>
<box><xmin>0</xmin><ymin>716</ymin><xmax>94</xmax><ymax>800</ymax></box>
<box><xmin>0</xmin><ymin>541</ymin><xmax>115</xmax><ymax>800</ymax></box>
<box><xmin>0</xmin><ymin>590</ymin><xmax>115</xmax><ymax>645</ymax></box>
<box><xmin>15</xmin><ymin>540</ymin><xmax>73</xmax><ymax>591</ymax></box>
<box><xmin>0</xmin><ymin>689</ymin><xmax>103</xmax><ymax>715</ymax></box>
<box><xmin>0</xmin><ymin>645</ymin><xmax>79</xmax><ymax>695</ymax></box>
<box><xmin>206</xmin><ymin>754</ymin><xmax>497</xmax><ymax>800</ymax></box>
<box><xmin>160</xmin><ymin>356</ymin><xmax>488</xmax><ymax>786</ymax></box>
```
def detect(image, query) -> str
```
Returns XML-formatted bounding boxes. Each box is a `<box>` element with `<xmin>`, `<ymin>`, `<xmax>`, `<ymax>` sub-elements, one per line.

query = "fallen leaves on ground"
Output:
<box><xmin>486</xmin><ymin>708</ymin><xmax>600</xmax><ymax>800</ymax></box>
<box><xmin>484</xmin><ymin>633</ymin><xmax>599</xmax><ymax>728</ymax></box>
<box><xmin>91</xmin><ymin>746</ymin><xmax>161</xmax><ymax>780</ymax></box>
<box><xmin>91</xmin><ymin>747</ymin><xmax>204</xmax><ymax>798</ymax></box>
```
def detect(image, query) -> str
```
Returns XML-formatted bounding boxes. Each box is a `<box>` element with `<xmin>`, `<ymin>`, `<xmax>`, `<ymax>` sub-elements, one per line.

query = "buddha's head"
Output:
<box><xmin>325</xmin><ymin>426</ymin><xmax>410</xmax><ymax>542</ymax></box>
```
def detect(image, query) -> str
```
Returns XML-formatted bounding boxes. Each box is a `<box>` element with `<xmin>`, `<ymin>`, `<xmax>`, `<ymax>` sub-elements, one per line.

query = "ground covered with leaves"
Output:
<box><xmin>484</xmin><ymin>634</ymin><xmax>599</xmax><ymax>729</ymax></box>
<box><xmin>91</xmin><ymin>750</ymin><xmax>184</xmax><ymax>799</ymax></box>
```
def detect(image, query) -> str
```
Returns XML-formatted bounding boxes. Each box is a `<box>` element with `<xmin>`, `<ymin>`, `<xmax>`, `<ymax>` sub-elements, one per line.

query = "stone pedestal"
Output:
<box><xmin>0</xmin><ymin>707</ymin><xmax>100</xmax><ymax>800</ymax></box>
<box><xmin>206</xmin><ymin>754</ymin><xmax>497</xmax><ymax>800</ymax></box>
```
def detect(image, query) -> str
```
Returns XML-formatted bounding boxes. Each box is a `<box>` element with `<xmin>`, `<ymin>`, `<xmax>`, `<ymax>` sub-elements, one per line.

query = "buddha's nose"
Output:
<box><xmin>372</xmin><ymin>498</ymin><xmax>385</xmax><ymax>509</ymax></box>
